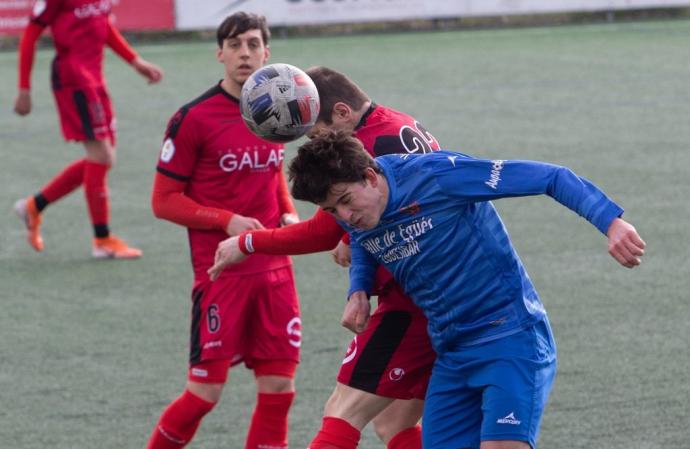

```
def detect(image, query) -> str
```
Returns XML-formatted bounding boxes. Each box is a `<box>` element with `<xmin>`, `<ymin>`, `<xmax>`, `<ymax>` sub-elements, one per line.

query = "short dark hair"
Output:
<box><xmin>289</xmin><ymin>130</ymin><xmax>380</xmax><ymax>204</ymax></box>
<box><xmin>305</xmin><ymin>66</ymin><xmax>369</xmax><ymax>125</ymax></box>
<box><xmin>216</xmin><ymin>12</ymin><xmax>270</xmax><ymax>48</ymax></box>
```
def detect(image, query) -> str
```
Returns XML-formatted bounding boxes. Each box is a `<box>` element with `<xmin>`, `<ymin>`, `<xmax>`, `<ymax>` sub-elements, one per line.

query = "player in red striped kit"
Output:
<box><xmin>13</xmin><ymin>0</ymin><xmax>163</xmax><ymax>258</ymax></box>
<box><xmin>146</xmin><ymin>12</ymin><xmax>301</xmax><ymax>449</ymax></box>
<box><xmin>209</xmin><ymin>67</ymin><xmax>439</xmax><ymax>449</ymax></box>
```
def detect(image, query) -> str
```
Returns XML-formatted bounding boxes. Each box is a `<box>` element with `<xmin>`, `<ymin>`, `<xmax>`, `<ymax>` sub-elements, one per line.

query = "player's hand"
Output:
<box><xmin>132</xmin><ymin>57</ymin><xmax>163</xmax><ymax>84</ymax></box>
<box><xmin>331</xmin><ymin>240</ymin><xmax>351</xmax><ymax>267</ymax></box>
<box><xmin>226</xmin><ymin>214</ymin><xmax>264</xmax><ymax>236</ymax></box>
<box><xmin>342</xmin><ymin>291</ymin><xmax>371</xmax><ymax>334</ymax></box>
<box><xmin>281</xmin><ymin>213</ymin><xmax>299</xmax><ymax>226</ymax></box>
<box><xmin>208</xmin><ymin>236</ymin><xmax>248</xmax><ymax>281</ymax></box>
<box><xmin>14</xmin><ymin>89</ymin><xmax>32</xmax><ymax>116</ymax></box>
<box><xmin>607</xmin><ymin>218</ymin><xmax>645</xmax><ymax>268</ymax></box>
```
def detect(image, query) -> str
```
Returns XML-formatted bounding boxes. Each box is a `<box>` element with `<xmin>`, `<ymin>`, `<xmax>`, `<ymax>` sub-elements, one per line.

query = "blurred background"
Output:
<box><xmin>1</xmin><ymin>2</ymin><xmax>689</xmax><ymax>449</ymax></box>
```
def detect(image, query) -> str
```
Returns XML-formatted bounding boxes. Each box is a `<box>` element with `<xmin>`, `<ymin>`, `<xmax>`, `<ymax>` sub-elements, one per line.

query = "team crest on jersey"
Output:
<box><xmin>33</xmin><ymin>0</ymin><xmax>47</xmax><ymax>16</ymax></box>
<box><xmin>398</xmin><ymin>202</ymin><xmax>421</xmax><ymax>216</ymax></box>
<box><xmin>160</xmin><ymin>139</ymin><xmax>175</xmax><ymax>163</ymax></box>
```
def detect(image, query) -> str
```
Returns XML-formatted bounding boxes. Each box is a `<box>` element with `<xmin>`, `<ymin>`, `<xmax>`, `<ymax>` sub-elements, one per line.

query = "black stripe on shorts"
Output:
<box><xmin>189</xmin><ymin>288</ymin><xmax>204</xmax><ymax>365</ymax></box>
<box><xmin>348</xmin><ymin>310</ymin><xmax>412</xmax><ymax>394</ymax></box>
<box><xmin>72</xmin><ymin>90</ymin><xmax>95</xmax><ymax>140</ymax></box>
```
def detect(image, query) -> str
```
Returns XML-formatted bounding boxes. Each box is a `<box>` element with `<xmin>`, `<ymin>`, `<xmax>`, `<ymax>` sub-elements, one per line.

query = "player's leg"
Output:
<box><xmin>245</xmin><ymin>267</ymin><xmax>301</xmax><ymax>449</ymax></box>
<box><xmin>13</xmin><ymin>86</ymin><xmax>91</xmax><ymax>251</ymax></box>
<box><xmin>371</xmin><ymin>399</ymin><xmax>423</xmax><ymax>449</ymax></box>
<box><xmin>309</xmin><ymin>382</ymin><xmax>394</xmax><ymax>449</ymax></box>
<box><xmin>83</xmin><ymin>86</ymin><xmax>141</xmax><ymax>258</ymax></box>
<box><xmin>146</xmin><ymin>360</ymin><xmax>230</xmax><ymax>449</ymax></box>
<box><xmin>246</xmin><ymin>361</ymin><xmax>298</xmax><ymax>449</ymax></box>
<box><xmin>148</xmin><ymin>279</ymin><xmax>247</xmax><ymax>449</ymax></box>
<box><xmin>478</xmin><ymin>318</ymin><xmax>557</xmax><ymax>449</ymax></box>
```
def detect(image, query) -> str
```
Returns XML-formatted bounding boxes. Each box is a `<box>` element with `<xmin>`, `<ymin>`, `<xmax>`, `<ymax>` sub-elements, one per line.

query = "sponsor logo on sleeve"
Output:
<box><xmin>33</xmin><ymin>0</ymin><xmax>47</xmax><ymax>16</ymax></box>
<box><xmin>485</xmin><ymin>159</ymin><xmax>505</xmax><ymax>190</ymax></box>
<box><xmin>160</xmin><ymin>138</ymin><xmax>175</xmax><ymax>163</ymax></box>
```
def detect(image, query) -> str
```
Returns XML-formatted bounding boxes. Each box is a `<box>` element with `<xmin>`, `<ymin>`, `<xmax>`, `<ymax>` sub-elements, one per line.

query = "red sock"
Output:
<box><xmin>147</xmin><ymin>389</ymin><xmax>216</xmax><ymax>449</ymax></box>
<box><xmin>387</xmin><ymin>425</ymin><xmax>422</xmax><ymax>449</ymax></box>
<box><xmin>308</xmin><ymin>417</ymin><xmax>361</xmax><ymax>449</ymax></box>
<box><xmin>83</xmin><ymin>160</ymin><xmax>110</xmax><ymax>234</ymax></box>
<box><xmin>245</xmin><ymin>392</ymin><xmax>295</xmax><ymax>449</ymax></box>
<box><xmin>40</xmin><ymin>159</ymin><xmax>86</xmax><ymax>204</ymax></box>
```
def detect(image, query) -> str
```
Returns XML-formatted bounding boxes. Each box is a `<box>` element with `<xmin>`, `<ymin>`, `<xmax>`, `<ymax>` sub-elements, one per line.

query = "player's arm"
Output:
<box><xmin>207</xmin><ymin>209</ymin><xmax>346</xmax><ymax>281</ymax></box>
<box><xmin>151</xmin><ymin>172</ymin><xmax>233</xmax><ymax>230</ymax></box>
<box><xmin>431</xmin><ymin>152</ymin><xmax>645</xmax><ymax>267</ymax></box>
<box><xmin>342</xmin><ymin>237</ymin><xmax>378</xmax><ymax>333</ymax></box>
<box><xmin>106</xmin><ymin>19</ymin><xmax>162</xmax><ymax>84</ymax></box>
<box><xmin>14</xmin><ymin>21</ymin><xmax>45</xmax><ymax>116</ymax></box>
<box><xmin>239</xmin><ymin>208</ymin><xmax>345</xmax><ymax>255</ymax></box>
<box><xmin>276</xmin><ymin>168</ymin><xmax>299</xmax><ymax>226</ymax></box>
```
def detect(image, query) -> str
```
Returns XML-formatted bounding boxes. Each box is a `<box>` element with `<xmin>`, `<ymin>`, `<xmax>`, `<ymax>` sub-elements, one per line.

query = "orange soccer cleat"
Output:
<box><xmin>92</xmin><ymin>235</ymin><xmax>143</xmax><ymax>259</ymax></box>
<box><xmin>14</xmin><ymin>196</ymin><xmax>44</xmax><ymax>252</ymax></box>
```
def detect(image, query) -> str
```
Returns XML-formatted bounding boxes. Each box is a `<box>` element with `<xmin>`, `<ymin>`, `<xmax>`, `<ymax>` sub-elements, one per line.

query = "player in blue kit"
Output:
<box><xmin>284</xmin><ymin>131</ymin><xmax>646</xmax><ymax>449</ymax></box>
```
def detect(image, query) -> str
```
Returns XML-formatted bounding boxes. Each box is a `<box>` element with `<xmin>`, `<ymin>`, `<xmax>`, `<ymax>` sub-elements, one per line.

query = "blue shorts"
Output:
<box><xmin>422</xmin><ymin>318</ymin><xmax>557</xmax><ymax>449</ymax></box>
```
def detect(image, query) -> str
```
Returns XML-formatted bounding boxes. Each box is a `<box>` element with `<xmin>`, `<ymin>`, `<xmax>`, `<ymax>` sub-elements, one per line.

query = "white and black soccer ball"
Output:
<box><xmin>240</xmin><ymin>63</ymin><xmax>320</xmax><ymax>143</ymax></box>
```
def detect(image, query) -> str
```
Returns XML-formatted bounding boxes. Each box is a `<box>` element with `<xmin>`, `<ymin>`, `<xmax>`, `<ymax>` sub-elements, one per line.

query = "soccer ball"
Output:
<box><xmin>240</xmin><ymin>63</ymin><xmax>320</xmax><ymax>143</ymax></box>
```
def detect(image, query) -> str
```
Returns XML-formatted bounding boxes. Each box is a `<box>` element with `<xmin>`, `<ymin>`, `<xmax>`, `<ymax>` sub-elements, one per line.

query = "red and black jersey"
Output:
<box><xmin>157</xmin><ymin>83</ymin><xmax>291</xmax><ymax>279</ymax></box>
<box><xmin>30</xmin><ymin>0</ymin><xmax>112</xmax><ymax>87</ymax></box>
<box><xmin>245</xmin><ymin>102</ymin><xmax>440</xmax><ymax>290</ymax></box>
<box><xmin>354</xmin><ymin>103</ymin><xmax>440</xmax><ymax>157</ymax></box>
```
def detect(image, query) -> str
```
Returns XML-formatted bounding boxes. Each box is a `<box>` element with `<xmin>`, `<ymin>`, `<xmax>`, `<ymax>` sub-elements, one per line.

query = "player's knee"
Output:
<box><xmin>84</xmin><ymin>139</ymin><xmax>115</xmax><ymax>166</ymax></box>
<box><xmin>254</xmin><ymin>359</ymin><xmax>297</xmax><ymax>393</ymax></box>
<box><xmin>187</xmin><ymin>381</ymin><xmax>225</xmax><ymax>403</ymax></box>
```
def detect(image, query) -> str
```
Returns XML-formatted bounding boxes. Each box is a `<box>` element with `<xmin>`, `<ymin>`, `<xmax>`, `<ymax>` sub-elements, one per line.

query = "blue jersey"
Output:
<box><xmin>347</xmin><ymin>151</ymin><xmax>623</xmax><ymax>352</ymax></box>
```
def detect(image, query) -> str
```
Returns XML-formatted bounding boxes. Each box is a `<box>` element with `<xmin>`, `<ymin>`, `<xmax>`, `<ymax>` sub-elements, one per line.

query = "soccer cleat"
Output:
<box><xmin>92</xmin><ymin>235</ymin><xmax>142</xmax><ymax>259</ymax></box>
<box><xmin>14</xmin><ymin>197</ymin><xmax>44</xmax><ymax>252</ymax></box>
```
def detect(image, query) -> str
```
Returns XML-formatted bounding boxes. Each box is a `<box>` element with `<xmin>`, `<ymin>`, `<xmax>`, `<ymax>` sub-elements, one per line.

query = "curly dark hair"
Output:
<box><xmin>288</xmin><ymin>130</ymin><xmax>380</xmax><ymax>204</ymax></box>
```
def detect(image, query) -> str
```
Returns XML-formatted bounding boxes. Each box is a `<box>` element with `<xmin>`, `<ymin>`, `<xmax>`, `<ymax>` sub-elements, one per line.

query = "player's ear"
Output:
<box><xmin>263</xmin><ymin>45</ymin><xmax>270</xmax><ymax>64</ymax></box>
<box><xmin>364</xmin><ymin>167</ymin><xmax>378</xmax><ymax>186</ymax></box>
<box><xmin>216</xmin><ymin>46</ymin><xmax>223</xmax><ymax>63</ymax></box>
<box><xmin>333</xmin><ymin>102</ymin><xmax>351</xmax><ymax>121</ymax></box>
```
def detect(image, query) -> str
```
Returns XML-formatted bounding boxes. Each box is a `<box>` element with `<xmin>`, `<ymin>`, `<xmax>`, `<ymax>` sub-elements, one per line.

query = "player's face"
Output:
<box><xmin>317</xmin><ymin>169</ymin><xmax>387</xmax><ymax>230</ymax></box>
<box><xmin>217</xmin><ymin>29</ymin><xmax>269</xmax><ymax>87</ymax></box>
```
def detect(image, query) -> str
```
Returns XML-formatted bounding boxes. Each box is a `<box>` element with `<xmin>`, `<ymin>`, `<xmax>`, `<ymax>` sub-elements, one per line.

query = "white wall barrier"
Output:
<box><xmin>175</xmin><ymin>0</ymin><xmax>690</xmax><ymax>30</ymax></box>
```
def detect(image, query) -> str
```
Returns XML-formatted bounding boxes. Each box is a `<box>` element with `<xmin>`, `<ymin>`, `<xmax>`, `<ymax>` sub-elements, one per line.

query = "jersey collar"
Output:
<box><xmin>354</xmin><ymin>102</ymin><xmax>377</xmax><ymax>131</ymax></box>
<box><xmin>216</xmin><ymin>80</ymin><xmax>240</xmax><ymax>104</ymax></box>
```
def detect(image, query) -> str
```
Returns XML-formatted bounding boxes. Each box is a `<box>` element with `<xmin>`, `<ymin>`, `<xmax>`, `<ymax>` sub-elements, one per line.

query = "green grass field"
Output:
<box><xmin>1</xmin><ymin>19</ymin><xmax>689</xmax><ymax>449</ymax></box>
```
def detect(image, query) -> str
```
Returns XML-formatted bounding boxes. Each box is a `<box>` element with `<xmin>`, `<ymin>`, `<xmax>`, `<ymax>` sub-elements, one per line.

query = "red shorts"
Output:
<box><xmin>52</xmin><ymin>85</ymin><xmax>115</xmax><ymax>144</ymax></box>
<box><xmin>337</xmin><ymin>283</ymin><xmax>435</xmax><ymax>400</ymax></box>
<box><xmin>189</xmin><ymin>266</ymin><xmax>301</xmax><ymax>371</ymax></box>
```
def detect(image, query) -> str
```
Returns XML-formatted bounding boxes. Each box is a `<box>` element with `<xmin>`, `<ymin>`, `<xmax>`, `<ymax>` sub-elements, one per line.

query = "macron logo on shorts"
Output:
<box><xmin>496</xmin><ymin>412</ymin><xmax>521</xmax><ymax>425</ymax></box>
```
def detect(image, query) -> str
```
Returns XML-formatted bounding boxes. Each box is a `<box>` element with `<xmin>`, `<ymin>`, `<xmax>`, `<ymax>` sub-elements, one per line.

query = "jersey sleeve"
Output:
<box><xmin>151</xmin><ymin>171</ymin><xmax>233</xmax><ymax>231</ymax></box>
<box><xmin>348</xmin><ymin>236</ymin><xmax>378</xmax><ymax>297</ymax></box>
<box><xmin>276</xmin><ymin>169</ymin><xmax>297</xmax><ymax>216</ymax></box>
<box><xmin>156</xmin><ymin>108</ymin><xmax>200</xmax><ymax>182</ymax></box>
<box><xmin>17</xmin><ymin>21</ymin><xmax>44</xmax><ymax>89</ymax></box>
<box><xmin>30</xmin><ymin>0</ymin><xmax>61</xmax><ymax>27</ymax></box>
<box><xmin>239</xmin><ymin>208</ymin><xmax>345</xmax><ymax>255</ymax></box>
<box><xmin>106</xmin><ymin>19</ymin><xmax>138</xmax><ymax>63</ymax></box>
<box><xmin>428</xmin><ymin>152</ymin><xmax>624</xmax><ymax>235</ymax></box>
